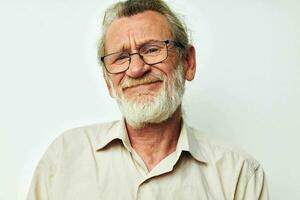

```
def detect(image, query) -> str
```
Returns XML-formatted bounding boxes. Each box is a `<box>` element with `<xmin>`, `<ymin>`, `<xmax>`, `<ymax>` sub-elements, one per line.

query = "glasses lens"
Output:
<box><xmin>103</xmin><ymin>52</ymin><xmax>129</xmax><ymax>73</ymax></box>
<box><xmin>140</xmin><ymin>41</ymin><xmax>167</xmax><ymax>64</ymax></box>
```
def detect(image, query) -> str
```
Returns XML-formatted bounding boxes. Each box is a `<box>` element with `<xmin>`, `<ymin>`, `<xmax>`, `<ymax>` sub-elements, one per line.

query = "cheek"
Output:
<box><xmin>105</xmin><ymin>74</ymin><xmax>125</xmax><ymax>98</ymax></box>
<box><xmin>161</xmin><ymin>63</ymin><xmax>178</xmax><ymax>81</ymax></box>
<box><xmin>164</xmin><ymin>54</ymin><xmax>180</xmax><ymax>74</ymax></box>
<box><xmin>108</xmin><ymin>74</ymin><xmax>124</xmax><ymax>88</ymax></box>
<box><xmin>152</xmin><ymin>57</ymin><xmax>178</xmax><ymax>77</ymax></box>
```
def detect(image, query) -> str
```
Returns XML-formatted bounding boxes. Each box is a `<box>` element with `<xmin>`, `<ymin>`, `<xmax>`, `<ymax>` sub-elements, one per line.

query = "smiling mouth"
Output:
<box><xmin>122</xmin><ymin>80</ymin><xmax>163</xmax><ymax>90</ymax></box>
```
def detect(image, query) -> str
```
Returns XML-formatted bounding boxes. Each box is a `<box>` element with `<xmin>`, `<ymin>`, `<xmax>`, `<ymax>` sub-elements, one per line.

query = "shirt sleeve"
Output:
<box><xmin>239</xmin><ymin>165</ymin><xmax>269</xmax><ymax>200</ymax></box>
<box><xmin>26</xmin><ymin>136</ymin><xmax>63</xmax><ymax>200</ymax></box>
<box><xmin>26</xmin><ymin>160</ymin><xmax>50</xmax><ymax>200</ymax></box>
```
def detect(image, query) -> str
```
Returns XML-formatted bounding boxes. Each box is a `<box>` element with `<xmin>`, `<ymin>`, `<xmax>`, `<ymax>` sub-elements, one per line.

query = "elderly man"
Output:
<box><xmin>27</xmin><ymin>0</ymin><xmax>268</xmax><ymax>199</ymax></box>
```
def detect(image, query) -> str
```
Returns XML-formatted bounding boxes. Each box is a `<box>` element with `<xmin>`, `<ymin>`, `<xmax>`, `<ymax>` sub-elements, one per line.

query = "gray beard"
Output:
<box><xmin>110</xmin><ymin>64</ymin><xmax>185</xmax><ymax>129</ymax></box>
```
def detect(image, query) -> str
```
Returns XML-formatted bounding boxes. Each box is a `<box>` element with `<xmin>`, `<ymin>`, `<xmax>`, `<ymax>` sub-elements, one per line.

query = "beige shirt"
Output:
<box><xmin>27</xmin><ymin>120</ymin><xmax>268</xmax><ymax>200</ymax></box>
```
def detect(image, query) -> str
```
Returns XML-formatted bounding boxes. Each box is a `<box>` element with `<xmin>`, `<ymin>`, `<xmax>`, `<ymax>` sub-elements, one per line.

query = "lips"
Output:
<box><xmin>121</xmin><ymin>75</ymin><xmax>164</xmax><ymax>90</ymax></box>
<box><xmin>122</xmin><ymin>79</ymin><xmax>162</xmax><ymax>90</ymax></box>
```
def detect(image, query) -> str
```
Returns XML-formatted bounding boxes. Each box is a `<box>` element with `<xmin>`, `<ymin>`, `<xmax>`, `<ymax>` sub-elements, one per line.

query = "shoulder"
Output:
<box><xmin>188</xmin><ymin>126</ymin><xmax>261</xmax><ymax>177</ymax></box>
<box><xmin>41</xmin><ymin>120</ymin><xmax>120</xmax><ymax>163</ymax></box>
<box><xmin>59</xmin><ymin>120</ymin><xmax>119</xmax><ymax>143</ymax></box>
<box><xmin>187</xmin><ymin>125</ymin><xmax>268</xmax><ymax>196</ymax></box>
<box><xmin>184</xmin><ymin>125</ymin><xmax>268</xmax><ymax>198</ymax></box>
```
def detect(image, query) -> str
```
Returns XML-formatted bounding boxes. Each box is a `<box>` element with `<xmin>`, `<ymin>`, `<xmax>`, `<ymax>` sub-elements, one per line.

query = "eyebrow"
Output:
<box><xmin>112</xmin><ymin>39</ymin><xmax>162</xmax><ymax>53</ymax></box>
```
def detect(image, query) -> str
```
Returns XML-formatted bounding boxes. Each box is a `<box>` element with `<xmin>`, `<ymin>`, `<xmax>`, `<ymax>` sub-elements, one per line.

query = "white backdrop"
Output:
<box><xmin>0</xmin><ymin>0</ymin><xmax>299</xmax><ymax>199</ymax></box>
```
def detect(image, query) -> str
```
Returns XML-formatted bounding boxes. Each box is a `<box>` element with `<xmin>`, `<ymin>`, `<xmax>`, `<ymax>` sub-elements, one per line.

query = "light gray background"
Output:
<box><xmin>0</xmin><ymin>0</ymin><xmax>299</xmax><ymax>199</ymax></box>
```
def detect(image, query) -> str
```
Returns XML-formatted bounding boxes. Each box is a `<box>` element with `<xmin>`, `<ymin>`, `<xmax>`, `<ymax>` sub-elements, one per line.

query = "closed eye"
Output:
<box><xmin>142</xmin><ymin>46</ymin><xmax>161</xmax><ymax>56</ymax></box>
<box><xmin>147</xmin><ymin>47</ymin><xmax>159</xmax><ymax>53</ymax></box>
<box><xmin>113</xmin><ymin>53</ymin><xmax>129</xmax><ymax>64</ymax></box>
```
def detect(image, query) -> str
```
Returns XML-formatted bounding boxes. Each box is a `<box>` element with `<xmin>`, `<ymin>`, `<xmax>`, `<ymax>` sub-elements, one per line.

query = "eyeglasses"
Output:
<box><xmin>100</xmin><ymin>39</ymin><xmax>184</xmax><ymax>74</ymax></box>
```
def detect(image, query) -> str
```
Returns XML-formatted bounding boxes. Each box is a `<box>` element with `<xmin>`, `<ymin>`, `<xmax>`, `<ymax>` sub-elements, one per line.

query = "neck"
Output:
<box><xmin>125</xmin><ymin>107</ymin><xmax>182</xmax><ymax>171</ymax></box>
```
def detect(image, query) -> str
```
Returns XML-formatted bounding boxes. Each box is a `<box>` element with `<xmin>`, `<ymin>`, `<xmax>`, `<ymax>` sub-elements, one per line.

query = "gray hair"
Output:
<box><xmin>97</xmin><ymin>0</ymin><xmax>190</xmax><ymax>72</ymax></box>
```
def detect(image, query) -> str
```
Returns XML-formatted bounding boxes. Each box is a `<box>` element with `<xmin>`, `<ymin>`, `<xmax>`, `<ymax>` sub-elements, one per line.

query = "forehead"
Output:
<box><xmin>105</xmin><ymin>11</ymin><xmax>173</xmax><ymax>53</ymax></box>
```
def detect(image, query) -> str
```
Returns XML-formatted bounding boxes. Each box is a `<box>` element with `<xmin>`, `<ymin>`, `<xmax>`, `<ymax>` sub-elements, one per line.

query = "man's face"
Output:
<box><xmin>103</xmin><ymin>11</ymin><xmax>192</xmax><ymax>128</ymax></box>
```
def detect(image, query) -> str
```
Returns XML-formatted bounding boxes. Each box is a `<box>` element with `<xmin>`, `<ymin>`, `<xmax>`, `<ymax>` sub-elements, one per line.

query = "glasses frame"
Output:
<box><xmin>100</xmin><ymin>39</ymin><xmax>184</xmax><ymax>74</ymax></box>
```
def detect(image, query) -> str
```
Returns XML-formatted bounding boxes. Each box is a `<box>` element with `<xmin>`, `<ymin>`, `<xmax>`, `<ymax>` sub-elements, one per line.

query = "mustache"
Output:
<box><xmin>121</xmin><ymin>74</ymin><xmax>164</xmax><ymax>89</ymax></box>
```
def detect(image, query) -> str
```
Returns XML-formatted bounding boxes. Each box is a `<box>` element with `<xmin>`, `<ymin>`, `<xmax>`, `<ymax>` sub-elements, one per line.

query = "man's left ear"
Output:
<box><xmin>183</xmin><ymin>45</ymin><xmax>196</xmax><ymax>81</ymax></box>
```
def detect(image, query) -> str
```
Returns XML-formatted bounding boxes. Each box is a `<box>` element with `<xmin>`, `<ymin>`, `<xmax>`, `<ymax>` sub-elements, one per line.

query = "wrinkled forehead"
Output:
<box><xmin>104</xmin><ymin>11</ymin><xmax>173</xmax><ymax>54</ymax></box>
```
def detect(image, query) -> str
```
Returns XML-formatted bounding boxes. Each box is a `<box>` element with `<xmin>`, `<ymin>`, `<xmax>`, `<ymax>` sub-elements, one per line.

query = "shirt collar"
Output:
<box><xmin>95</xmin><ymin>119</ymin><xmax>133</xmax><ymax>152</ymax></box>
<box><xmin>176</xmin><ymin>120</ymin><xmax>208</xmax><ymax>163</ymax></box>
<box><xmin>95</xmin><ymin>119</ymin><xmax>208</xmax><ymax>163</ymax></box>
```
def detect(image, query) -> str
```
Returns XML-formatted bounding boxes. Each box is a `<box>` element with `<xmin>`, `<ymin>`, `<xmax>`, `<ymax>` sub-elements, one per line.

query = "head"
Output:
<box><xmin>98</xmin><ymin>0</ymin><xmax>196</xmax><ymax>128</ymax></box>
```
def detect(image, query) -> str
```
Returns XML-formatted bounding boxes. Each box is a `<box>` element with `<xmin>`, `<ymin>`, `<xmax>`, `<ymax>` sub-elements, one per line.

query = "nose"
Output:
<box><xmin>125</xmin><ymin>53</ymin><xmax>151</xmax><ymax>78</ymax></box>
